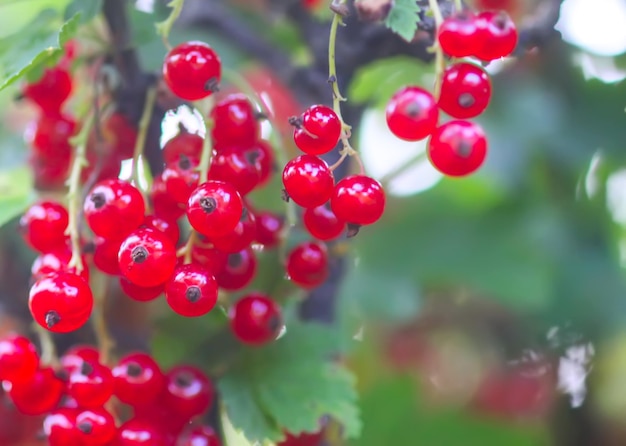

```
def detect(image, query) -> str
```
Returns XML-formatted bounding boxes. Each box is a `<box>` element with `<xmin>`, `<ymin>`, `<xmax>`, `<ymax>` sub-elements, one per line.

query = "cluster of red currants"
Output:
<box><xmin>385</xmin><ymin>8</ymin><xmax>518</xmax><ymax>177</ymax></box>
<box><xmin>0</xmin><ymin>335</ymin><xmax>221</xmax><ymax>445</ymax></box>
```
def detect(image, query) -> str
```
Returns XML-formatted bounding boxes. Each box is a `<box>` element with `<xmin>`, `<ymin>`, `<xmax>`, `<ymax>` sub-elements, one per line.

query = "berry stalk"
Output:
<box><xmin>131</xmin><ymin>86</ymin><xmax>157</xmax><ymax>195</ymax></box>
<box><xmin>33</xmin><ymin>324</ymin><xmax>59</xmax><ymax>367</ymax></box>
<box><xmin>428</xmin><ymin>0</ymin><xmax>446</xmax><ymax>98</ymax></box>
<box><xmin>91</xmin><ymin>271</ymin><xmax>115</xmax><ymax>366</ymax></box>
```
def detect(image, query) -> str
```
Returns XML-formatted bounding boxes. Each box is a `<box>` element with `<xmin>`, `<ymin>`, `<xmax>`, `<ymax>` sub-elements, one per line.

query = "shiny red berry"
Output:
<box><xmin>212</xmin><ymin>94</ymin><xmax>259</xmax><ymax>149</ymax></box>
<box><xmin>474</xmin><ymin>10</ymin><xmax>518</xmax><ymax>61</ymax></box>
<box><xmin>165</xmin><ymin>263</ymin><xmax>218</xmax><ymax>317</ymax></box>
<box><xmin>293</xmin><ymin>105</ymin><xmax>341</xmax><ymax>155</ymax></box>
<box><xmin>386</xmin><ymin>86</ymin><xmax>439</xmax><ymax>141</ymax></box>
<box><xmin>31</xmin><ymin>248</ymin><xmax>90</xmax><ymax>282</ymax></box>
<box><xmin>60</xmin><ymin>345</ymin><xmax>100</xmax><ymax>374</ymax></box>
<box><xmin>120</xmin><ymin>277</ymin><xmax>165</xmax><ymax>302</ymax></box>
<box><xmin>151</xmin><ymin>175</ymin><xmax>186</xmax><ymax>221</ymax></box>
<box><xmin>84</xmin><ymin>179</ymin><xmax>146</xmax><ymax>240</ymax></box>
<box><xmin>112</xmin><ymin>352</ymin><xmax>165</xmax><ymax>408</ymax></box>
<box><xmin>210</xmin><ymin>207</ymin><xmax>257</xmax><ymax>253</ymax></box>
<box><xmin>283</xmin><ymin>155</ymin><xmax>334</xmax><ymax>208</ymax></box>
<box><xmin>427</xmin><ymin>120</ymin><xmax>488</xmax><ymax>177</ymax></box>
<box><xmin>209</xmin><ymin>146</ymin><xmax>261</xmax><ymax>196</ymax></box>
<box><xmin>44</xmin><ymin>408</ymin><xmax>80</xmax><ymax>446</ymax></box>
<box><xmin>75</xmin><ymin>407</ymin><xmax>117</xmax><ymax>445</ymax></box>
<box><xmin>439</xmin><ymin>62</ymin><xmax>492</xmax><ymax>119</ymax></box>
<box><xmin>331</xmin><ymin>175</ymin><xmax>386</xmax><ymax>226</ymax></box>
<box><xmin>26</xmin><ymin>113</ymin><xmax>76</xmax><ymax>160</ymax></box>
<box><xmin>438</xmin><ymin>12</ymin><xmax>482</xmax><ymax>58</ymax></box>
<box><xmin>67</xmin><ymin>361</ymin><xmax>115</xmax><ymax>408</ymax></box>
<box><xmin>115</xmin><ymin>419</ymin><xmax>170</xmax><ymax>446</ymax></box>
<box><xmin>303</xmin><ymin>203</ymin><xmax>346</xmax><ymax>241</ymax></box>
<box><xmin>249</xmin><ymin>140</ymin><xmax>275</xmax><ymax>186</ymax></box>
<box><xmin>286</xmin><ymin>241</ymin><xmax>329</xmax><ymax>288</ymax></box>
<box><xmin>142</xmin><ymin>214</ymin><xmax>180</xmax><ymax>245</ymax></box>
<box><xmin>162</xmin><ymin>129</ymin><xmax>203</xmax><ymax>165</ymax></box>
<box><xmin>29</xmin><ymin>151</ymin><xmax>71</xmax><ymax>190</ymax></box>
<box><xmin>118</xmin><ymin>228</ymin><xmax>177</xmax><ymax>287</ymax></box>
<box><xmin>216</xmin><ymin>248</ymin><xmax>257</xmax><ymax>290</ymax></box>
<box><xmin>93</xmin><ymin>236</ymin><xmax>123</xmax><ymax>275</ymax></box>
<box><xmin>0</xmin><ymin>335</ymin><xmax>39</xmax><ymax>383</ymax></box>
<box><xmin>179</xmin><ymin>425</ymin><xmax>221</xmax><ymax>446</ymax></box>
<box><xmin>229</xmin><ymin>293</ymin><xmax>283</xmax><ymax>345</ymax></box>
<box><xmin>187</xmin><ymin>180</ymin><xmax>244</xmax><ymax>238</ymax></box>
<box><xmin>9</xmin><ymin>367</ymin><xmax>64</xmax><ymax>415</ymax></box>
<box><xmin>23</xmin><ymin>67</ymin><xmax>72</xmax><ymax>113</ymax></box>
<box><xmin>254</xmin><ymin>211</ymin><xmax>284</xmax><ymax>248</ymax></box>
<box><xmin>19</xmin><ymin>201</ymin><xmax>69</xmax><ymax>252</ymax></box>
<box><xmin>162</xmin><ymin>156</ymin><xmax>200</xmax><ymax>204</ymax></box>
<box><xmin>29</xmin><ymin>272</ymin><xmax>93</xmax><ymax>333</ymax></box>
<box><xmin>163</xmin><ymin>41</ymin><xmax>221</xmax><ymax>101</ymax></box>
<box><xmin>162</xmin><ymin>365</ymin><xmax>214</xmax><ymax>419</ymax></box>
<box><xmin>191</xmin><ymin>242</ymin><xmax>229</xmax><ymax>273</ymax></box>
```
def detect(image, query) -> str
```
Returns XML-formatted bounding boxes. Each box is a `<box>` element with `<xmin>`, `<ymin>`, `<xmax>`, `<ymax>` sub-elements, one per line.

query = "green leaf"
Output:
<box><xmin>384</xmin><ymin>0</ymin><xmax>420</xmax><ymax>42</ymax></box>
<box><xmin>0</xmin><ymin>10</ymin><xmax>81</xmax><ymax>91</ymax></box>
<box><xmin>218</xmin><ymin>322</ymin><xmax>361</xmax><ymax>443</ymax></box>
<box><xmin>155</xmin><ymin>0</ymin><xmax>185</xmax><ymax>44</ymax></box>
<box><xmin>0</xmin><ymin>0</ymin><xmax>72</xmax><ymax>38</ymax></box>
<box><xmin>0</xmin><ymin>167</ymin><xmax>35</xmax><ymax>228</ymax></box>
<box><xmin>64</xmin><ymin>0</ymin><xmax>102</xmax><ymax>23</ymax></box>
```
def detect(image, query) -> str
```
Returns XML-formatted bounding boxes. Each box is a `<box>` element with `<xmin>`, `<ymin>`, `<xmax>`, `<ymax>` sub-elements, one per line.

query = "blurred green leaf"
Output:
<box><xmin>384</xmin><ymin>0</ymin><xmax>420</xmax><ymax>42</ymax></box>
<box><xmin>0</xmin><ymin>0</ymin><xmax>72</xmax><ymax>38</ymax></box>
<box><xmin>0</xmin><ymin>166</ymin><xmax>35</xmax><ymax>228</ymax></box>
<box><xmin>64</xmin><ymin>0</ymin><xmax>102</xmax><ymax>23</ymax></box>
<box><xmin>218</xmin><ymin>321</ymin><xmax>361</xmax><ymax>443</ymax></box>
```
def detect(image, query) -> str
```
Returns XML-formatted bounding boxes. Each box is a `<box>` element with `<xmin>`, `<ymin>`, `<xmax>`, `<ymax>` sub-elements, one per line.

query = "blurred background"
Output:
<box><xmin>1</xmin><ymin>0</ymin><xmax>626</xmax><ymax>445</ymax></box>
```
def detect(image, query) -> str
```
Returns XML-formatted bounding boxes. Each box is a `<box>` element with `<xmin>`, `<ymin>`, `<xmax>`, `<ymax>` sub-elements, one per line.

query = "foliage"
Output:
<box><xmin>384</xmin><ymin>0</ymin><xmax>421</xmax><ymax>42</ymax></box>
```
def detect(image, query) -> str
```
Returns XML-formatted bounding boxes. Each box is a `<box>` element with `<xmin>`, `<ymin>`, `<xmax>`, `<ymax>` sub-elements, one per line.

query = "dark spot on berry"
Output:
<box><xmin>80</xmin><ymin>360</ymin><xmax>93</xmax><ymax>376</ymax></box>
<box><xmin>77</xmin><ymin>421</ymin><xmax>93</xmax><ymax>434</ymax></box>
<box><xmin>45</xmin><ymin>310</ymin><xmax>60</xmax><ymax>329</ymax></box>
<box><xmin>494</xmin><ymin>11</ymin><xmax>509</xmax><ymax>29</ymax></box>
<box><xmin>204</xmin><ymin>77</ymin><xmax>220</xmax><ymax>92</ymax></box>
<box><xmin>126</xmin><ymin>362</ymin><xmax>143</xmax><ymax>377</ymax></box>
<box><xmin>174</xmin><ymin>371</ymin><xmax>193</xmax><ymax>388</ymax></box>
<box><xmin>267</xmin><ymin>314</ymin><xmax>282</xmax><ymax>334</ymax></box>
<box><xmin>288</xmin><ymin>116</ymin><xmax>303</xmax><ymax>128</ymax></box>
<box><xmin>228</xmin><ymin>252</ymin><xmax>243</xmax><ymax>268</ymax></box>
<box><xmin>90</xmin><ymin>192</ymin><xmax>106</xmax><ymax>209</ymax></box>
<box><xmin>178</xmin><ymin>154</ymin><xmax>192</xmax><ymax>170</ymax></box>
<box><xmin>186</xmin><ymin>286</ymin><xmax>202</xmax><ymax>303</ymax></box>
<box><xmin>347</xmin><ymin>223</ymin><xmax>361</xmax><ymax>238</ymax></box>
<box><xmin>405</xmin><ymin>102</ymin><xmax>422</xmax><ymax>118</ymax></box>
<box><xmin>281</xmin><ymin>189</ymin><xmax>291</xmax><ymax>202</ymax></box>
<box><xmin>131</xmin><ymin>246</ymin><xmax>149</xmax><ymax>264</ymax></box>
<box><xmin>200</xmin><ymin>197</ymin><xmax>217</xmax><ymax>213</ymax></box>
<box><xmin>456</xmin><ymin>141</ymin><xmax>473</xmax><ymax>157</ymax></box>
<box><xmin>458</xmin><ymin>93</ymin><xmax>475</xmax><ymax>108</ymax></box>
<box><xmin>82</xmin><ymin>241</ymin><xmax>96</xmax><ymax>254</ymax></box>
<box><xmin>245</xmin><ymin>149</ymin><xmax>260</xmax><ymax>166</ymax></box>
<box><xmin>54</xmin><ymin>369</ymin><xmax>69</xmax><ymax>381</ymax></box>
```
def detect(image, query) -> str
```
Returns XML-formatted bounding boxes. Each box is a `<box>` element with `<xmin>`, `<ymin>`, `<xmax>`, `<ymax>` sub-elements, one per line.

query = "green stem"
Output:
<box><xmin>379</xmin><ymin>150</ymin><xmax>428</xmax><ymax>185</ymax></box>
<box><xmin>34</xmin><ymin>324</ymin><xmax>59</xmax><ymax>367</ymax></box>
<box><xmin>428</xmin><ymin>0</ymin><xmax>446</xmax><ymax>98</ymax></box>
<box><xmin>155</xmin><ymin>0</ymin><xmax>185</xmax><ymax>49</ymax></box>
<box><xmin>197</xmin><ymin>99</ymin><xmax>215</xmax><ymax>184</ymax></box>
<box><xmin>91</xmin><ymin>271</ymin><xmax>115</xmax><ymax>366</ymax></box>
<box><xmin>131</xmin><ymin>86</ymin><xmax>157</xmax><ymax>192</ymax></box>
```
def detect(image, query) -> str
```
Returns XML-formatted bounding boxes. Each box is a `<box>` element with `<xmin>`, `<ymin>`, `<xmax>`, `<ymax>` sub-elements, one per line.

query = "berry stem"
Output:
<box><xmin>182</xmin><ymin>230</ymin><xmax>198</xmax><ymax>264</ymax></box>
<box><xmin>454</xmin><ymin>0</ymin><xmax>463</xmax><ymax>12</ymax></box>
<box><xmin>66</xmin><ymin>112</ymin><xmax>95</xmax><ymax>274</ymax></box>
<box><xmin>379</xmin><ymin>150</ymin><xmax>428</xmax><ymax>185</ymax></box>
<box><xmin>91</xmin><ymin>270</ymin><xmax>115</xmax><ymax>366</ymax></box>
<box><xmin>131</xmin><ymin>86</ymin><xmax>157</xmax><ymax>195</ymax></box>
<box><xmin>33</xmin><ymin>324</ymin><xmax>59</xmax><ymax>367</ymax></box>
<box><xmin>428</xmin><ymin>0</ymin><xmax>446</xmax><ymax>98</ymax></box>
<box><xmin>197</xmin><ymin>99</ymin><xmax>216</xmax><ymax>184</ymax></box>
<box><xmin>155</xmin><ymin>0</ymin><xmax>185</xmax><ymax>50</ymax></box>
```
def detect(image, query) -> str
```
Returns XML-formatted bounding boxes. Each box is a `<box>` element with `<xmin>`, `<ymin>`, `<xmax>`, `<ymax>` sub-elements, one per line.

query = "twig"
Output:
<box><xmin>91</xmin><ymin>271</ymin><xmax>115</xmax><ymax>366</ymax></box>
<box><xmin>427</xmin><ymin>0</ymin><xmax>446</xmax><ymax>98</ymax></box>
<box><xmin>34</xmin><ymin>324</ymin><xmax>59</xmax><ymax>368</ymax></box>
<box><xmin>156</xmin><ymin>0</ymin><xmax>186</xmax><ymax>50</ymax></box>
<box><xmin>131</xmin><ymin>86</ymin><xmax>157</xmax><ymax>192</ymax></box>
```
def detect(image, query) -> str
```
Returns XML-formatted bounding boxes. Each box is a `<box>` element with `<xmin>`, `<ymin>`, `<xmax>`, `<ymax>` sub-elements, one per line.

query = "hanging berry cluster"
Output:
<box><xmin>385</xmin><ymin>5</ymin><xmax>518</xmax><ymax>177</ymax></box>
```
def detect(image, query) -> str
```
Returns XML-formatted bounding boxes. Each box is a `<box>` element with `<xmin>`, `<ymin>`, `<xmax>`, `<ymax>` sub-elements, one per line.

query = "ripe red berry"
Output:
<box><xmin>151</xmin><ymin>175</ymin><xmax>186</xmax><ymax>221</ymax></box>
<box><xmin>293</xmin><ymin>105</ymin><xmax>341</xmax><ymax>155</ymax></box>
<box><xmin>142</xmin><ymin>214</ymin><xmax>180</xmax><ymax>245</ymax></box>
<box><xmin>191</xmin><ymin>242</ymin><xmax>229</xmax><ymax>273</ymax></box>
<box><xmin>162</xmin><ymin>365</ymin><xmax>214</xmax><ymax>419</ymax></box>
<box><xmin>286</xmin><ymin>241</ymin><xmax>329</xmax><ymax>288</ymax></box>
<box><xmin>31</xmin><ymin>248</ymin><xmax>90</xmax><ymax>282</ymax></box>
<box><xmin>438</xmin><ymin>12</ymin><xmax>482</xmax><ymax>58</ymax></box>
<box><xmin>120</xmin><ymin>277</ymin><xmax>165</xmax><ymax>302</ymax></box>
<box><xmin>303</xmin><ymin>203</ymin><xmax>346</xmax><ymax>241</ymax></box>
<box><xmin>229</xmin><ymin>293</ymin><xmax>283</xmax><ymax>345</ymax></box>
<box><xmin>210</xmin><ymin>207</ymin><xmax>257</xmax><ymax>253</ymax></box>
<box><xmin>386</xmin><ymin>86</ymin><xmax>439</xmax><ymax>141</ymax></box>
<box><xmin>118</xmin><ymin>228</ymin><xmax>177</xmax><ymax>287</ymax></box>
<box><xmin>29</xmin><ymin>271</ymin><xmax>94</xmax><ymax>333</ymax></box>
<box><xmin>67</xmin><ymin>361</ymin><xmax>115</xmax><ymax>408</ymax></box>
<box><xmin>283</xmin><ymin>155</ymin><xmax>334</xmax><ymax>208</ymax></box>
<box><xmin>208</xmin><ymin>146</ymin><xmax>261</xmax><ymax>196</ymax></box>
<box><xmin>439</xmin><ymin>62</ymin><xmax>492</xmax><ymax>119</ymax></box>
<box><xmin>187</xmin><ymin>180</ymin><xmax>244</xmax><ymax>238</ymax></box>
<box><xmin>249</xmin><ymin>140</ymin><xmax>275</xmax><ymax>186</ymax></box>
<box><xmin>23</xmin><ymin>67</ymin><xmax>72</xmax><ymax>113</ymax></box>
<box><xmin>9</xmin><ymin>367</ymin><xmax>64</xmax><ymax>415</ymax></box>
<box><xmin>84</xmin><ymin>179</ymin><xmax>146</xmax><ymax>240</ymax></box>
<box><xmin>331</xmin><ymin>175</ymin><xmax>386</xmax><ymax>226</ymax></box>
<box><xmin>165</xmin><ymin>263</ymin><xmax>218</xmax><ymax>317</ymax></box>
<box><xmin>60</xmin><ymin>345</ymin><xmax>100</xmax><ymax>374</ymax></box>
<box><xmin>44</xmin><ymin>408</ymin><xmax>80</xmax><ymax>446</ymax></box>
<box><xmin>0</xmin><ymin>335</ymin><xmax>39</xmax><ymax>383</ymax></box>
<box><xmin>254</xmin><ymin>211</ymin><xmax>284</xmax><ymax>248</ymax></box>
<box><xmin>26</xmin><ymin>112</ymin><xmax>77</xmax><ymax>160</ymax></box>
<box><xmin>427</xmin><ymin>120</ymin><xmax>488</xmax><ymax>177</ymax></box>
<box><xmin>93</xmin><ymin>236</ymin><xmax>123</xmax><ymax>275</ymax></box>
<box><xmin>474</xmin><ymin>10</ymin><xmax>518</xmax><ymax>61</ymax></box>
<box><xmin>216</xmin><ymin>248</ymin><xmax>257</xmax><ymax>290</ymax></box>
<box><xmin>112</xmin><ymin>352</ymin><xmax>165</xmax><ymax>408</ymax></box>
<box><xmin>179</xmin><ymin>425</ymin><xmax>221</xmax><ymax>446</ymax></box>
<box><xmin>211</xmin><ymin>93</ymin><xmax>259</xmax><ymax>149</ymax></box>
<box><xmin>162</xmin><ymin>129</ymin><xmax>203</xmax><ymax>165</ymax></box>
<box><xmin>115</xmin><ymin>419</ymin><xmax>171</xmax><ymax>446</ymax></box>
<box><xmin>19</xmin><ymin>201</ymin><xmax>69</xmax><ymax>252</ymax></box>
<box><xmin>29</xmin><ymin>151</ymin><xmax>71</xmax><ymax>190</ymax></box>
<box><xmin>162</xmin><ymin>156</ymin><xmax>200</xmax><ymax>204</ymax></box>
<box><xmin>163</xmin><ymin>41</ymin><xmax>222</xmax><ymax>101</ymax></box>
<box><xmin>75</xmin><ymin>407</ymin><xmax>117</xmax><ymax>445</ymax></box>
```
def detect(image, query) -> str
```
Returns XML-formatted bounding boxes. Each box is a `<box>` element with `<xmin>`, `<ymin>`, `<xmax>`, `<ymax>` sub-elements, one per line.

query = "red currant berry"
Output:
<box><xmin>44</xmin><ymin>408</ymin><xmax>80</xmax><ymax>446</ymax></box>
<box><xmin>118</xmin><ymin>228</ymin><xmax>177</xmax><ymax>287</ymax></box>
<box><xmin>142</xmin><ymin>214</ymin><xmax>180</xmax><ymax>245</ymax></box>
<box><xmin>116</xmin><ymin>419</ymin><xmax>170</xmax><ymax>446</ymax></box>
<box><xmin>163</xmin><ymin>41</ymin><xmax>221</xmax><ymax>101</ymax></box>
<box><xmin>474</xmin><ymin>10</ymin><xmax>518</xmax><ymax>61</ymax></box>
<box><xmin>210</xmin><ymin>207</ymin><xmax>257</xmax><ymax>253</ymax></box>
<box><xmin>9</xmin><ymin>367</ymin><xmax>64</xmax><ymax>415</ymax></box>
<box><xmin>67</xmin><ymin>361</ymin><xmax>115</xmax><ymax>408</ymax></box>
<box><xmin>191</xmin><ymin>242</ymin><xmax>229</xmax><ymax>273</ymax></box>
<box><xmin>29</xmin><ymin>151</ymin><xmax>71</xmax><ymax>190</ymax></box>
<box><xmin>162</xmin><ymin>156</ymin><xmax>200</xmax><ymax>204</ymax></box>
<box><xmin>187</xmin><ymin>180</ymin><xmax>244</xmax><ymax>238</ymax></box>
<box><xmin>293</xmin><ymin>105</ymin><xmax>341</xmax><ymax>155</ymax></box>
<box><xmin>427</xmin><ymin>120</ymin><xmax>487</xmax><ymax>177</ymax></box>
<box><xmin>120</xmin><ymin>277</ymin><xmax>165</xmax><ymax>302</ymax></box>
<box><xmin>331</xmin><ymin>175</ymin><xmax>386</xmax><ymax>226</ymax></box>
<box><xmin>179</xmin><ymin>425</ymin><xmax>221</xmax><ymax>446</ymax></box>
<box><xmin>254</xmin><ymin>211</ymin><xmax>284</xmax><ymax>248</ymax></box>
<box><xmin>165</xmin><ymin>263</ymin><xmax>218</xmax><ymax>317</ymax></box>
<box><xmin>19</xmin><ymin>201</ymin><xmax>69</xmax><ymax>253</ymax></box>
<box><xmin>112</xmin><ymin>352</ymin><xmax>165</xmax><ymax>408</ymax></box>
<box><xmin>438</xmin><ymin>12</ymin><xmax>481</xmax><ymax>58</ymax></box>
<box><xmin>97</xmin><ymin>111</ymin><xmax>139</xmax><ymax>160</ymax></box>
<box><xmin>286</xmin><ymin>241</ymin><xmax>329</xmax><ymax>288</ymax></box>
<box><xmin>249</xmin><ymin>140</ymin><xmax>275</xmax><ymax>186</ymax></box>
<box><xmin>31</xmin><ymin>248</ymin><xmax>90</xmax><ymax>282</ymax></box>
<box><xmin>283</xmin><ymin>155</ymin><xmax>334</xmax><ymax>208</ymax></box>
<box><xmin>29</xmin><ymin>271</ymin><xmax>94</xmax><ymax>333</ymax></box>
<box><xmin>229</xmin><ymin>293</ymin><xmax>283</xmax><ymax>345</ymax></box>
<box><xmin>93</xmin><ymin>236</ymin><xmax>123</xmax><ymax>275</ymax></box>
<box><xmin>208</xmin><ymin>146</ymin><xmax>261</xmax><ymax>196</ymax></box>
<box><xmin>216</xmin><ymin>248</ymin><xmax>257</xmax><ymax>290</ymax></box>
<box><xmin>75</xmin><ymin>407</ymin><xmax>117</xmax><ymax>445</ymax></box>
<box><xmin>23</xmin><ymin>67</ymin><xmax>72</xmax><ymax>113</ymax></box>
<box><xmin>386</xmin><ymin>86</ymin><xmax>439</xmax><ymax>141</ymax></box>
<box><xmin>303</xmin><ymin>203</ymin><xmax>346</xmax><ymax>241</ymax></box>
<box><xmin>0</xmin><ymin>335</ymin><xmax>39</xmax><ymax>383</ymax></box>
<box><xmin>162</xmin><ymin>129</ymin><xmax>203</xmax><ymax>165</ymax></box>
<box><xmin>60</xmin><ymin>345</ymin><xmax>100</xmax><ymax>374</ymax></box>
<box><xmin>84</xmin><ymin>179</ymin><xmax>146</xmax><ymax>240</ymax></box>
<box><xmin>439</xmin><ymin>62</ymin><xmax>492</xmax><ymax>119</ymax></box>
<box><xmin>211</xmin><ymin>93</ymin><xmax>259</xmax><ymax>149</ymax></box>
<box><xmin>162</xmin><ymin>365</ymin><xmax>214</xmax><ymax>419</ymax></box>
<box><xmin>26</xmin><ymin>113</ymin><xmax>77</xmax><ymax>159</ymax></box>
<box><xmin>151</xmin><ymin>175</ymin><xmax>186</xmax><ymax>221</ymax></box>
